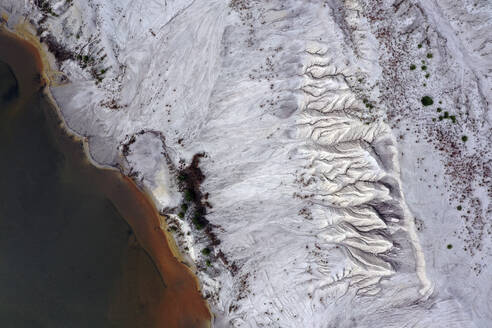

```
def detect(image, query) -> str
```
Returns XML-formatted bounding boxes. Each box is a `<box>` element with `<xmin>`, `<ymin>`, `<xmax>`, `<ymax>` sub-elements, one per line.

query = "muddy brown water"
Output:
<box><xmin>0</xmin><ymin>28</ymin><xmax>210</xmax><ymax>328</ymax></box>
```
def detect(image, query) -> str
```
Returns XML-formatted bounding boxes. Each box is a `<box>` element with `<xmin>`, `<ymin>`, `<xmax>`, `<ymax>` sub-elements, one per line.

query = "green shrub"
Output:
<box><xmin>421</xmin><ymin>96</ymin><xmax>434</xmax><ymax>106</ymax></box>
<box><xmin>437</xmin><ymin>108</ymin><xmax>442</xmax><ymax>112</ymax></box>
<box><xmin>461</xmin><ymin>136</ymin><xmax>468</xmax><ymax>142</ymax></box>
<box><xmin>427</xmin><ymin>53</ymin><xmax>433</xmax><ymax>58</ymax></box>
<box><xmin>425</xmin><ymin>73</ymin><xmax>430</xmax><ymax>78</ymax></box>
<box><xmin>447</xmin><ymin>244</ymin><xmax>453</xmax><ymax>249</ymax></box>
<box><xmin>457</xmin><ymin>205</ymin><xmax>462</xmax><ymax>211</ymax></box>
<box><xmin>418</xmin><ymin>44</ymin><xmax>422</xmax><ymax>49</ymax></box>
<box><xmin>206</xmin><ymin>260</ymin><xmax>211</xmax><ymax>267</ymax></box>
<box><xmin>201</xmin><ymin>247</ymin><xmax>211</xmax><ymax>256</ymax></box>
<box><xmin>192</xmin><ymin>215</ymin><xmax>204</xmax><ymax>230</ymax></box>
<box><xmin>421</xmin><ymin>65</ymin><xmax>427</xmax><ymax>71</ymax></box>
<box><xmin>450</xmin><ymin>115</ymin><xmax>456</xmax><ymax>123</ymax></box>
<box><xmin>444</xmin><ymin>111</ymin><xmax>449</xmax><ymax>118</ymax></box>
<box><xmin>410</xmin><ymin>64</ymin><xmax>416</xmax><ymax>70</ymax></box>
<box><xmin>178</xmin><ymin>212</ymin><xmax>185</xmax><ymax>218</ymax></box>
<box><xmin>184</xmin><ymin>190</ymin><xmax>193</xmax><ymax>201</ymax></box>
<box><xmin>181</xmin><ymin>203</ymin><xmax>188</xmax><ymax>211</ymax></box>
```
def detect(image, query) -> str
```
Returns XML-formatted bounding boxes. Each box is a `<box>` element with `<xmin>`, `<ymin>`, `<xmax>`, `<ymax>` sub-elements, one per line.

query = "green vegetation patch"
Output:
<box><xmin>447</xmin><ymin>244</ymin><xmax>453</xmax><ymax>249</ymax></box>
<box><xmin>410</xmin><ymin>64</ymin><xmax>416</xmax><ymax>70</ymax></box>
<box><xmin>201</xmin><ymin>247</ymin><xmax>211</xmax><ymax>256</ymax></box>
<box><xmin>421</xmin><ymin>96</ymin><xmax>434</xmax><ymax>106</ymax></box>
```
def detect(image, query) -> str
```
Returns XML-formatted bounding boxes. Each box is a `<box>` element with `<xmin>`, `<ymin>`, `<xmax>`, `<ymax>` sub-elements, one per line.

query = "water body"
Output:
<box><xmin>0</xmin><ymin>29</ymin><xmax>210</xmax><ymax>328</ymax></box>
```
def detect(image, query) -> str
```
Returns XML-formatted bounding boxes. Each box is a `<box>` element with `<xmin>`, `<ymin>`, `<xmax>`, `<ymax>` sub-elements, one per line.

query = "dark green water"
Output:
<box><xmin>0</xmin><ymin>30</ymin><xmax>167</xmax><ymax>328</ymax></box>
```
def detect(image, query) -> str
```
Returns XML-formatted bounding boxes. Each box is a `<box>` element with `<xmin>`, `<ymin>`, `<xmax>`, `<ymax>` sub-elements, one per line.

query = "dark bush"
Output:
<box><xmin>421</xmin><ymin>96</ymin><xmax>434</xmax><ymax>106</ymax></box>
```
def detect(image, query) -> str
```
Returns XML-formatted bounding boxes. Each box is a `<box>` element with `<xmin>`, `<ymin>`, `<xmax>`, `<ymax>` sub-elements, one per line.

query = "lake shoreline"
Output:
<box><xmin>0</xmin><ymin>20</ymin><xmax>212</xmax><ymax>328</ymax></box>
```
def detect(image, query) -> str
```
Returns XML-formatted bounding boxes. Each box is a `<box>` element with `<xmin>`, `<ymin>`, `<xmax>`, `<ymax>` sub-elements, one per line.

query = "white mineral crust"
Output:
<box><xmin>1</xmin><ymin>0</ymin><xmax>491</xmax><ymax>327</ymax></box>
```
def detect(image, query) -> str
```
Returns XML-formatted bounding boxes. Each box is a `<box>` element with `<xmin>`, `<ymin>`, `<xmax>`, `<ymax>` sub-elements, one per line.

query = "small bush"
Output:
<box><xmin>192</xmin><ymin>215</ymin><xmax>204</xmax><ymax>230</ymax></box>
<box><xmin>178</xmin><ymin>212</ymin><xmax>185</xmax><ymax>218</ymax></box>
<box><xmin>206</xmin><ymin>260</ymin><xmax>211</xmax><ymax>267</ymax></box>
<box><xmin>438</xmin><ymin>116</ymin><xmax>443</xmax><ymax>121</ymax></box>
<box><xmin>437</xmin><ymin>108</ymin><xmax>442</xmax><ymax>112</ymax></box>
<box><xmin>447</xmin><ymin>244</ymin><xmax>453</xmax><ymax>249</ymax></box>
<box><xmin>418</xmin><ymin>44</ymin><xmax>422</xmax><ymax>49</ymax></box>
<box><xmin>421</xmin><ymin>65</ymin><xmax>427</xmax><ymax>71</ymax></box>
<box><xmin>461</xmin><ymin>135</ymin><xmax>468</xmax><ymax>142</ymax></box>
<box><xmin>427</xmin><ymin>53</ymin><xmax>433</xmax><ymax>58</ymax></box>
<box><xmin>444</xmin><ymin>111</ymin><xmax>449</xmax><ymax>118</ymax></box>
<box><xmin>201</xmin><ymin>248</ymin><xmax>211</xmax><ymax>256</ymax></box>
<box><xmin>410</xmin><ymin>64</ymin><xmax>416</xmax><ymax>70</ymax></box>
<box><xmin>450</xmin><ymin>115</ymin><xmax>456</xmax><ymax>123</ymax></box>
<box><xmin>181</xmin><ymin>203</ymin><xmax>188</xmax><ymax>211</ymax></box>
<box><xmin>457</xmin><ymin>205</ymin><xmax>462</xmax><ymax>211</ymax></box>
<box><xmin>425</xmin><ymin>73</ymin><xmax>430</xmax><ymax>78</ymax></box>
<box><xmin>184</xmin><ymin>190</ymin><xmax>194</xmax><ymax>201</ymax></box>
<box><xmin>421</xmin><ymin>96</ymin><xmax>434</xmax><ymax>106</ymax></box>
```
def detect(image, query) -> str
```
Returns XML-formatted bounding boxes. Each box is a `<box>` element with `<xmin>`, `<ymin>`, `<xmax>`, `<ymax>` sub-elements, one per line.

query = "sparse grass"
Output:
<box><xmin>421</xmin><ymin>96</ymin><xmax>434</xmax><ymax>106</ymax></box>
